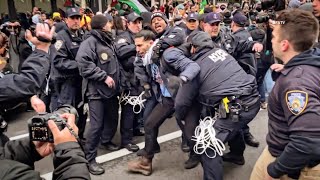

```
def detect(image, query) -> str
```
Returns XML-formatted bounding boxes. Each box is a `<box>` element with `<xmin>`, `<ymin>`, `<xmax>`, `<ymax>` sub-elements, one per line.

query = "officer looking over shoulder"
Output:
<box><xmin>203</xmin><ymin>12</ymin><xmax>262</xmax><ymax>149</ymax></box>
<box><xmin>251</xmin><ymin>9</ymin><xmax>320</xmax><ymax>180</ymax></box>
<box><xmin>52</xmin><ymin>7</ymin><xmax>86</xmax><ymax>141</ymax></box>
<box><xmin>77</xmin><ymin>14</ymin><xmax>120</xmax><ymax>175</ymax></box>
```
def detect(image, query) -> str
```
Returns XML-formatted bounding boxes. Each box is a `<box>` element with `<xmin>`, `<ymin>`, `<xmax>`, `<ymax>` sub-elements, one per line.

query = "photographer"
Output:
<box><xmin>0</xmin><ymin>113</ymin><xmax>90</xmax><ymax>179</ymax></box>
<box><xmin>0</xmin><ymin>23</ymin><xmax>52</xmax><ymax>102</ymax></box>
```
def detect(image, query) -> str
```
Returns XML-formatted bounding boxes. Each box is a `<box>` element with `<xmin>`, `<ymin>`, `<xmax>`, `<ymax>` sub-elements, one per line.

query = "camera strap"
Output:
<box><xmin>62</xmin><ymin>120</ymin><xmax>86</xmax><ymax>152</ymax></box>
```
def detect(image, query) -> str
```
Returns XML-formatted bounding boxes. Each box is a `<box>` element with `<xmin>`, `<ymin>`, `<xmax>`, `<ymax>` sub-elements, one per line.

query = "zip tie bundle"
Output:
<box><xmin>119</xmin><ymin>91</ymin><xmax>146</xmax><ymax>114</ymax></box>
<box><xmin>191</xmin><ymin>116</ymin><xmax>226</xmax><ymax>158</ymax></box>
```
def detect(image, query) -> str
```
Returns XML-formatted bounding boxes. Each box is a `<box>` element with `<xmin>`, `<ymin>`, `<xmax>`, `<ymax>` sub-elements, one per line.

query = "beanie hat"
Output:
<box><xmin>151</xmin><ymin>12</ymin><xmax>168</xmax><ymax>24</ymax></box>
<box><xmin>91</xmin><ymin>15</ymin><xmax>110</xmax><ymax>30</ymax></box>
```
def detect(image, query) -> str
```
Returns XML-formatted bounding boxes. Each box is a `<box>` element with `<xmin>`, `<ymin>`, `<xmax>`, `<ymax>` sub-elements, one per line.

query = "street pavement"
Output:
<box><xmin>5</xmin><ymin>108</ymin><xmax>269</xmax><ymax>180</ymax></box>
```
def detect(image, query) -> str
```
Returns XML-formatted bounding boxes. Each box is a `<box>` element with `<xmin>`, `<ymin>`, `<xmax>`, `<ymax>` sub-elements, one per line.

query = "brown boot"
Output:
<box><xmin>128</xmin><ymin>156</ymin><xmax>152</xmax><ymax>176</ymax></box>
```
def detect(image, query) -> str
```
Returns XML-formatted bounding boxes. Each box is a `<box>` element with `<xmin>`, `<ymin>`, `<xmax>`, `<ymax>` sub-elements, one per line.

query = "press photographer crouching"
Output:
<box><xmin>0</xmin><ymin>23</ymin><xmax>90</xmax><ymax>179</ymax></box>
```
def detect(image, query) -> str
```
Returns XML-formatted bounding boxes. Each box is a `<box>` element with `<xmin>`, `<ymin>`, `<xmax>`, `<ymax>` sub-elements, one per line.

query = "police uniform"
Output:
<box><xmin>52</xmin><ymin>8</ymin><xmax>86</xmax><ymax>139</ymax></box>
<box><xmin>76</xmin><ymin>15</ymin><xmax>120</xmax><ymax>174</ymax></box>
<box><xmin>115</xmin><ymin>13</ymin><xmax>144</xmax><ymax>147</ymax></box>
<box><xmin>251</xmin><ymin>48</ymin><xmax>320</xmax><ymax>179</ymax></box>
<box><xmin>179</xmin><ymin>32</ymin><xmax>260</xmax><ymax>180</ymax></box>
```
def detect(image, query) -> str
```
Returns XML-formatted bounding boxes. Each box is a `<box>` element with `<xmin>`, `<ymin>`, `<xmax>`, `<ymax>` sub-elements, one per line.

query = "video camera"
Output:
<box><xmin>28</xmin><ymin>105</ymin><xmax>78</xmax><ymax>142</ymax></box>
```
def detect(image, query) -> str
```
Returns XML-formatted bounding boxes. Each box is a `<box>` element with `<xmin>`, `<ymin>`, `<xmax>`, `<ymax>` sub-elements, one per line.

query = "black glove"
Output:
<box><xmin>151</xmin><ymin>43</ymin><xmax>163</xmax><ymax>64</ymax></box>
<box><xmin>167</xmin><ymin>76</ymin><xmax>183</xmax><ymax>98</ymax></box>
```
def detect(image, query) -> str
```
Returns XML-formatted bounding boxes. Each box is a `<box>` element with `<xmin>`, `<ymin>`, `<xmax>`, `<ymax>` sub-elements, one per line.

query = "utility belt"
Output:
<box><xmin>218</xmin><ymin>95</ymin><xmax>257</xmax><ymax>122</ymax></box>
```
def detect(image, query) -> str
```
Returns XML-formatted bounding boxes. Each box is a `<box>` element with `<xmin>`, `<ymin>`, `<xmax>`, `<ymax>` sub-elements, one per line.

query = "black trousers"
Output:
<box><xmin>85</xmin><ymin>97</ymin><xmax>119</xmax><ymax>163</ymax></box>
<box><xmin>201</xmin><ymin>100</ymin><xmax>260</xmax><ymax>180</ymax></box>
<box><xmin>120</xmin><ymin>102</ymin><xmax>134</xmax><ymax>146</ymax></box>
<box><xmin>175</xmin><ymin>78</ymin><xmax>201</xmax><ymax>157</ymax></box>
<box><xmin>144</xmin><ymin>97</ymin><xmax>175</xmax><ymax>159</ymax></box>
<box><xmin>55</xmin><ymin>77</ymin><xmax>87</xmax><ymax>139</ymax></box>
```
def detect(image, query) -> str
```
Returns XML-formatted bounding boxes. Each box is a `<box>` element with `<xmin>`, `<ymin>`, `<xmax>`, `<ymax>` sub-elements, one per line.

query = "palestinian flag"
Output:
<box><xmin>118</xmin><ymin>0</ymin><xmax>148</xmax><ymax>14</ymax></box>
<box><xmin>199</xmin><ymin>0</ymin><xmax>207</xmax><ymax>14</ymax></box>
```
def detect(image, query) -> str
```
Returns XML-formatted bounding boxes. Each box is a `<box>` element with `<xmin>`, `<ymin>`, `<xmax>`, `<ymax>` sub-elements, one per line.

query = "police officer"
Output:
<box><xmin>77</xmin><ymin>14</ymin><xmax>120</xmax><ymax>175</ymax></box>
<box><xmin>183</xmin><ymin>32</ymin><xmax>260</xmax><ymax>180</ymax></box>
<box><xmin>52</xmin><ymin>7</ymin><xmax>86</xmax><ymax>140</ymax></box>
<box><xmin>251</xmin><ymin>9</ymin><xmax>320</xmax><ymax>179</ymax></box>
<box><xmin>128</xmin><ymin>27</ymin><xmax>186</xmax><ymax>175</ymax></box>
<box><xmin>203</xmin><ymin>12</ymin><xmax>262</xmax><ymax>150</ymax></box>
<box><xmin>115</xmin><ymin>12</ymin><xmax>144</xmax><ymax>151</ymax></box>
<box><xmin>228</xmin><ymin>12</ymin><xmax>261</xmax><ymax>148</ymax></box>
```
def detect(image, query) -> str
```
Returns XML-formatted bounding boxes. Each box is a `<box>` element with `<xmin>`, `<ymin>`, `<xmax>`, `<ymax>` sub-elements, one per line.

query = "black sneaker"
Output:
<box><xmin>222</xmin><ymin>152</ymin><xmax>245</xmax><ymax>165</ymax></box>
<box><xmin>88</xmin><ymin>161</ymin><xmax>105</xmax><ymax>175</ymax></box>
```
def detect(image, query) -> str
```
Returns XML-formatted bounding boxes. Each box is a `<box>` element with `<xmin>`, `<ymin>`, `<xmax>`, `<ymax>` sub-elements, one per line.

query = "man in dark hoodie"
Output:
<box><xmin>77</xmin><ymin>14</ymin><xmax>120</xmax><ymax>175</ymax></box>
<box><xmin>250</xmin><ymin>9</ymin><xmax>320</xmax><ymax>179</ymax></box>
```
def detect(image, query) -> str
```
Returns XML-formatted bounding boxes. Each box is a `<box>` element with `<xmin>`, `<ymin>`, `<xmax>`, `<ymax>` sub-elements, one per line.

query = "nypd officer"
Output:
<box><xmin>77</xmin><ymin>14</ymin><xmax>120</xmax><ymax>175</ymax></box>
<box><xmin>203</xmin><ymin>12</ymin><xmax>262</xmax><ymax>149</ymax></box>
<box><xmin>52</xmin><ymin>7</ymin><xmax>86</xmax><ymax>140</ymax></box>
<box><xmin>183</xmin><ymin>32</ymin><xmax>261</xmax><ymax>180</ymax></box>
<box><xmin>251</xmin><ymin>9</ymin><xmax>320</xmax><ymax>180</ymax></box>
<box><xmin>115</xmin><ymin>12</ymin><xmax>144</xmax><ymax>152</ymax></box>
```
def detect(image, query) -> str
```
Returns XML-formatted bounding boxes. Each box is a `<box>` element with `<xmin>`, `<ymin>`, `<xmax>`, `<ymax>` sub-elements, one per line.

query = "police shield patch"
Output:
<box><xmin>54</xmin><ymin>40</ymin><xmax>63</xmax><ymax>51</ymax></box>
<box><xmin>286</xmin><ymin>90</ymin><xmax>308</xmax><ymax>115</ymax></box>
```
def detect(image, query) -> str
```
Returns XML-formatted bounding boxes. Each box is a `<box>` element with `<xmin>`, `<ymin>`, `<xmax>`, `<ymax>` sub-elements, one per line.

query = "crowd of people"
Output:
<box><xmin>0</xmin><ymin>0</ymin><xmax>320</xmax><ymax>179</ymax></box>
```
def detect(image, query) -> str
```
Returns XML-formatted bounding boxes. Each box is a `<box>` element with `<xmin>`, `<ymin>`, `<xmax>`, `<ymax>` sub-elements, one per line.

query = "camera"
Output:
<box><xmin>255</xmin><ymin>10</ymin><xmax>276</xmax><ymax>23</ymax></box>
<box><xmin>261</xmin><ymin>0</ymin><xmax>286</xmax><ymax>11</ymax></box>
<box><xmin>28</xmin><ymin>105</ymin><xmax>78</xmax><ymax>142</ymax></box>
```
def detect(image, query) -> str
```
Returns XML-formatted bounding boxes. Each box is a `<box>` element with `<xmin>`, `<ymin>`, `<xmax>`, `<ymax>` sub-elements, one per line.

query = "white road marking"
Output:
<box><xmin>41</xmin><ymin>130</ymin><xmax>182</xmax><ymax>180</ymax></box>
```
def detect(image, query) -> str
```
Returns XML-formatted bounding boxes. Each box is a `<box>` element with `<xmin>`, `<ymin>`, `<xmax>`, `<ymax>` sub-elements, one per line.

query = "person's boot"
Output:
<box><xmin>128</xmin><ymin>156</ymin><xmax>152</xmax><ymax>176</ymax></box>
<box><xmin>222</xmin><ymin>152</ymin><xmax>245</xmax><ymax>165</ymax></box>
<box><xmin>181</xmin><ymin>137</ymin><xmax>190</xmax><ymax>153</ymax></box>
<box><xmin>260</xmin><ymin>102</ymin><xmax>268</xmax><ymax>109</ymax></box>
<box><xmin>244</xmin><ymin>132</ymin><xmax>260</xmax><ymax>147</ymax></box>
<box><xmin>88</xmin><ymin>161</ymin><xmax>105</xmax><ymax>175</ymax></box>
<box><xmin>184</xmin><ymin>154</ymin><xmax>200</xmax><ymax>169</ymax></box>
<box><xmin>137</xmin><ymin>144</ymin><xmax>160</xmax><ymax>156</ymax></box>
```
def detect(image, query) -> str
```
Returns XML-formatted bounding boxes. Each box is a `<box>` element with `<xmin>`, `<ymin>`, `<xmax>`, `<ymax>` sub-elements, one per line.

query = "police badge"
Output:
<box><xmin>286</xmin><ymin>90</ymin><xmax>308</xmax><ymax>115</ymax></box>
<box><xmin>101</xmin><ymin>53</ymin><xmax>108</xmax><ymax>61</ymax></box>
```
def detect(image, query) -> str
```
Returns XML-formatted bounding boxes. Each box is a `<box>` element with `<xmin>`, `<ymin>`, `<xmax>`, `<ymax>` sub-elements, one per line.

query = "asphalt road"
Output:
<box><xmin>5</xmin><ymin>108</ymin><xmax>269</xmax><ymax>180</ymax></box>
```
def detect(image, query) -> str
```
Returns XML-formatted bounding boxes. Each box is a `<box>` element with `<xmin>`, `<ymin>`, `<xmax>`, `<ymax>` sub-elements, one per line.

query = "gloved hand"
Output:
<box><xmin>167</xmin><ymin>76</ymin><xmax>183</xmax><ymax>98</ymax></box>
<box><xmin>151</xmin><ymin>43</ymin><xmax>163</xmax><ymax>63</ymax></box>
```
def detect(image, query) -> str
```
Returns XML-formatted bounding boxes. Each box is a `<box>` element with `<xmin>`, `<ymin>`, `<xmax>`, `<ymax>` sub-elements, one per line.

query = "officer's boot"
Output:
<box><xmin>244</xmin><ymin>131</ymin><xmax>260</xmax><ymax>147</ymax></box>
<box><xmin>222</xmin><ymin>152</ymin><xmax>245</xmax><ymax>165</ymax></box>
<box><xmin>128</xmin><ymin>156</ymin><xmax>152</xmax><ymax>176</ymax></box>
<box><xmin>184</xmin><ymin>152</ymin><xmax>201</xmax><ymax>169</ymax></box>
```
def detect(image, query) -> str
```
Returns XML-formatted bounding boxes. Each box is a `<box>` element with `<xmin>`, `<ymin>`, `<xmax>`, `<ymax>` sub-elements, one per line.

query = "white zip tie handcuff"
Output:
<box><xmin>119</xmin><ymin>91</ymin><xmax>146</xmax><ymax>114</ymax></box>
<box><xmin>192</xmin><ymin>116</ymin><xmax>226</xmax><ymax>158</ymax></box>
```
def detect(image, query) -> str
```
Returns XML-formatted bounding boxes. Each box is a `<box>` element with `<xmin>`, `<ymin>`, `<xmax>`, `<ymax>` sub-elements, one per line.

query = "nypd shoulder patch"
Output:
<box><xmin>117</xmin><ymin>38</ymin><xmax>127</xmax><ymax>44</ymax></box>
<box><xmin>54</xmin><ymin>40</ymin><xmax>63</xmax><ymax>51</ymax></box>
<box><xmin>286</xmin><ymin>90</ymin><xmax>308</xmax><ymax>115</ymax></box>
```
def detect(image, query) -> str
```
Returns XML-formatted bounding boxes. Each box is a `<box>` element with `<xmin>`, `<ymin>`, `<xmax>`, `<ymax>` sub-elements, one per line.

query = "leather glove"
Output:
<box><xmin>167</xmin><ymin>76</ymin><xmax>183</xmax><ymax>98</ymax></box>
